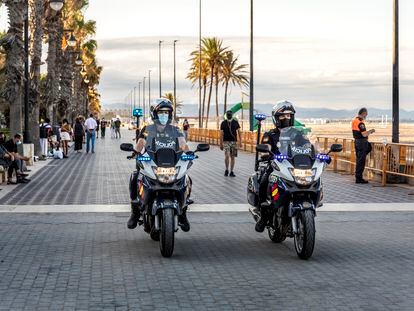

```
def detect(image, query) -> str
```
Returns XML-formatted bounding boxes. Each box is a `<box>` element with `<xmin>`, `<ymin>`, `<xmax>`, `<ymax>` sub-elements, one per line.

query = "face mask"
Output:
<box><xmin>280</xmin><ymin>118</ymin><xmax>291</xmax><ymax>128</ymax></box>
<box><xmin>226</xmin><ymin>113</ymin><xmax>233</xmax><ymax>120</ymax></box>
<box><xmin>158</xmin><ymin>114</ymin><xmax>169</xmax><ymax>125</ymax></box>
<box><xmin>16</xmin><ymin>140</ymin><xmax>22</xmax><ymax>145</ymax></box>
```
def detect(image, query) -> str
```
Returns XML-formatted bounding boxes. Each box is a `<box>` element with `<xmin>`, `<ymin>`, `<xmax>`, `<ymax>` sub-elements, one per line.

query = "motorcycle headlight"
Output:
<box><xmin>152</xmin><ymin>166</ymin><xmax>179</xmax><ymax>184</ymax></box>
<box><xmin>289</xmin><ymin>168</ymin><xmax>316</xmax><ymax>185</ymax></box>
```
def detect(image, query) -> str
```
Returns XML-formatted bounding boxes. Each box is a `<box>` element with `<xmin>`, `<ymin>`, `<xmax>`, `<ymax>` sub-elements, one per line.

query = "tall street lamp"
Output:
<box><xmin>133</xmin><ymin>86</ymin><xmax>136</xmax><ymax>110</ymax></box>
<box><xmin>138</xmin><ymin>82</ymin><xmax>141</xmax><ymax>109</ymax></box>
<box><xmin>143</xmin><ymin>77</ymin><xmax>147</xmax><ymax>121</ymax></box>
<box><xmin>392</xmin><ymin>0</ymin><xmax>399</xmax><ymax>143</ymax></box>
<box><xmin>148</xmin><ymin>69</ymin><xmax>152</xmax><ymax>108</ymax></box>
<box><xmin>159</xmin><ymin>40</ymin><xmax>163</xmax><ymax>97</ymax></box>
<box><xmin>249</xmin><ymin>0</ymin><xmax>254</xmax><ymax>132</ymax></box>
<box><xmin>173</xmin><ymin>40</ymin><xmax>178</xmax><ymax>119</ymax></box>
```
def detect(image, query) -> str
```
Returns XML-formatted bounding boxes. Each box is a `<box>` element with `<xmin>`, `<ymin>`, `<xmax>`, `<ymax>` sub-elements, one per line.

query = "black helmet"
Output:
<box><xmin>272</xmin><ymin>100</ymin><xmax>296</xmax><ymax>128</ymax></box>
<box><xmin>151</xmin><ymin>98</ymin><xmax>174</xmax><ymax>124</ymax></box>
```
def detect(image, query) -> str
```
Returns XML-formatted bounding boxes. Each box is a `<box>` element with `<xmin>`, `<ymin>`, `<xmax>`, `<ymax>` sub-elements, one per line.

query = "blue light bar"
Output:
<box><xmin>274</xmin><ymin>154</ymin><xmax>289</xmax><ymax>162</ymax></box>
<box><xmin>316</xmin><ymin>154</ymin><xmax>331</xmax><ymax>162</ymax></box>
<box><xmin>255</xmin><ymin>113</ymin><xmax>267</xmax><ymax>121</ymax></box>
<box><xmin>181</xmin><ymin>154</ymin><xmax>196</xmax><ymax>161</ymax></box>
<box><xmin>137</xmin><ymin>156</ymin><xmax>151</xmax><ymax>162</ymax></box>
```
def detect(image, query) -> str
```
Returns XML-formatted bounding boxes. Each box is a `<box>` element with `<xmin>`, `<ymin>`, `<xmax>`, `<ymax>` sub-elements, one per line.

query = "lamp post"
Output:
<box><xmin>392</xmin><ymin>0</ymin><xmax>399</xmax><ymax>143</ymax></box>
<box><xmin>249</xmin><ymin>0</ymin><xmax>254</xmax><ymax>132</ymax></box>
<box><xmin>159</xmin><ymin>40</ymin><xmax>163</xmax><ymax>97</ymax></box>
<box><xmin>143</xmin><ymin>77</ymin><xmax>146</xmax><ymax>121</ymax></box>
<box><xmin>148</xmin><ymin>69</ymin><xmax>152</xmax><ymax>109</ymax></box>
<box><xmin>133</xmin><ymin>86</ymin><xmax>136</xmax><ymax>110</ymax></box>
<box><xmin>138</xmin><ymin>82</ymin><xmax>141</xmax><ymax>109</ymax></box>
<box><xmin>173</xmin><ymin>40</ymin><xmax>178</xmax><ymax>119</ymax></box>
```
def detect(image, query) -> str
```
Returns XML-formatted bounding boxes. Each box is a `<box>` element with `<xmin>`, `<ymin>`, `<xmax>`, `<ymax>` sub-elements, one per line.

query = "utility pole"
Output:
<box><xmin>392</xmin><ymin>0</ymin><xmax>399</xmax><ymax>143</ymax></box>
<box><xmin>133</xmin><ymin>87</ymin><xmax>136</xmax><ymax>109</ymax></box>
<box><xmin>159</xmin><ymin>40</ymin><xmax>163</xmax><ymax>97</ymax></box>
<box><xmin>173</xmin><ymin>40</ymin><xmax>178</xmax><ymax>119</ymax></box>
<box><xmin>249</xmin><ymin>0</ymin><xmax>254</xmax><ymax>132</ymax></box>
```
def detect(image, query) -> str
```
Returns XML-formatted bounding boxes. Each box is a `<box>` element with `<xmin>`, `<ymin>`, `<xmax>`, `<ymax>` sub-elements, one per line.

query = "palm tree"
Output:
<box><xmin>1</xmin><ymin>0</ymin><xmax>26</xmax><ymax>135</ymax></box>
<box><xmin>163</xmin><ymin>92</ymin><xmax>183</xmax><ymax>119</ymax></box>
<box><xmin>29</xmin><ymin>0</ymin><xmax>45</xmax><ymax>154</ymax></box>
<box><xmin>200</xmin><ymin>37</ymin><xmax>227</xmax><ymax>128</ymax></box>
<box><xmin>187</xmin><ymin>50</ymin><xmax>209</xmax><ymax>127</ymax></box>
<box><xmin>221</xmin><ymin>51</ymin><xmax>249</xmax><ymax>113</ymax></box>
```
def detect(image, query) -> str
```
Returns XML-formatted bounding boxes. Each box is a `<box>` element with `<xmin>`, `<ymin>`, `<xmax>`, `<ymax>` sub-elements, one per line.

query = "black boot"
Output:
<box><xmin>179</xmin><ymin>210</ymin><xmax>190</xmax><ymax>232</ymax></box>
<box><xmin>255</xmin><ymin>217</ymin><xmax>266</xmax><ymax>232</ymax></box>
<box><xmin>127</xmin><ymin>206</ymin><xmax>141</xmax><ymax>229</ymax></box>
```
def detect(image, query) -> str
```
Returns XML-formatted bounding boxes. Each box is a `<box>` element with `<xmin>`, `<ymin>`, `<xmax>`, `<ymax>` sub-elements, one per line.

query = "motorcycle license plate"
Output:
<box><xmin>155</xmin><ymin>167</ymin><xmax>176</xmax><ymax>175</ymax></box>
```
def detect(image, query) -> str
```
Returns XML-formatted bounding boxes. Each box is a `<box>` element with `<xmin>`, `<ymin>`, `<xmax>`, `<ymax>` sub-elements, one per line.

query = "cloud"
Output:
<box><xmin>95</xmin><ymin>36</ymin><xmax>414</xmax><ymax>110</ymax></box>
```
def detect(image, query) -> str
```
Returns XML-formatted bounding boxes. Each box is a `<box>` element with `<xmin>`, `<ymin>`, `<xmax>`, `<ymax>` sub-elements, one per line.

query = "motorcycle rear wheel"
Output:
<box><xmin>294</xmin><ymin>210</ymin><xmax>315</xmax><ymax>260</ymax></box>
<box><xmin>159</xmin><ymin>209</ymin><xmax>175</xmax><ymax>258</ymax></box>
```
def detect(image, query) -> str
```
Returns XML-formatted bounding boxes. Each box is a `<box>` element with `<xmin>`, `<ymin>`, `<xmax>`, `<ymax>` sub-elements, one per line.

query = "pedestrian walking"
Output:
<box><xmin>96</xmin><ymin>116</ymin><xmax>100</xmax><ymax>139</ymax></box>
<box><xmin>60</xmin><ymin>119</ymin><xmax>72</xmax><ymax>158</ymax></box>
<box><xmin>219</xmin><ymin>110</ymin><xmax>242</xmax><ymax>177</ymax></box>
<box><xmin>73</xmin><ymin>118</ymin><xmax>84</xmax><ymax>153</ymax></box>
<box><xmin>100</xmin><ymin>118</ymin><xmax>107</xmax><ymax>138</ymax></box>
<box><xmin>352</xmin><ymin>108</ymin><xmax>375</xmax><ymax>184</ymax></box>
<box><xmin>114</xmin><ymin>118</ymin><xmax>122</xmax><ymax>139</ymax></box>
<box><xmin>110</xmin><ymin>119</ymin><xmax>115</xmax><ymax>138</ymax></box>
<box><xmin>183</xmin><ymin>118</ymin><xmax>190</xmax><ymax>141</ymax></box>
<box><xmin>39</xmin><ymin>118</ymin><xmax>52</xmax><ymax>159</ymax></box>
<box><xmin>85</xmin><ymin>114</ymin><xmax>98</xmax><ymax>153</ymax></box>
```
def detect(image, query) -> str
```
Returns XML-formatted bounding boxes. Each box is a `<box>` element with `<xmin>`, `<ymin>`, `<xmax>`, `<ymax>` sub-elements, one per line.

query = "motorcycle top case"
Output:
<box><xmin>247</xmin><ymin>172</ymin><xmax>260</xmax><ymax>207</ymax></box>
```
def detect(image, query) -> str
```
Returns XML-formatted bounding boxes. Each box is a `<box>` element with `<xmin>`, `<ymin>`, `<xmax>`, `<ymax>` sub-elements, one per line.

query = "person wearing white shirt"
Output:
<box><xmin>85</xmin><ymin>114</ymin><xmax>98</xmax><ymax>153</ymax></box>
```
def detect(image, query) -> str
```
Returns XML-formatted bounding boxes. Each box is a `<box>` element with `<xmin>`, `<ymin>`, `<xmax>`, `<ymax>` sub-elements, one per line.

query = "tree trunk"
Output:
<box><xmin>214</xmin><ymin>70</ymin><xmax>219</xmax><ymax>129</ymax></box>
<box><xmin>29</xmin><ymin>0</ymin><xmax>44</xmax><ymax>156</ymax></box>
<box><xmin>201</xmin><ymin>80</ymin><xmax>207</xmax><ymax>128</ymax></box>
<box><xmin>2</xmin><ymin>0</ymin><xmax>26</xmax><ymax>136</ymax></box>
<box><xmin>58</xmin><ymin>51</ymin><xmax>73</xmax><ymax>120</ymax></box>
<box><xmin>223</xmin><ymin>80</ymin><xmax>229</xmax><ymax>114</ymax></box>
<box><xmin>45</xmin><ymin>10</ymin><xmax>63</xmax><ymax>124</ymax></box>
<box><xmin>205</xmin><ymin>64</ymin><xmax>214</xmax><ymax>128</ymax></box>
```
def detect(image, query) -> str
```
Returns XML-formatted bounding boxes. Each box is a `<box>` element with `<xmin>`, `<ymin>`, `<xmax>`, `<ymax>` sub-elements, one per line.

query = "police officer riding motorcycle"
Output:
<box><xmin>254</xmin><ymin>101</ymin><xmax>296</xmax><ymax>232</ymax></box>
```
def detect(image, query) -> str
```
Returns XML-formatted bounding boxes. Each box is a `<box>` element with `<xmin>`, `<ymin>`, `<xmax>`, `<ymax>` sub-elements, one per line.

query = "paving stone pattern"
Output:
<box><xmin>0</xmin><ymin>130</ymin><xmax>412</xmax><ymax>205</ymax></box>
<box><xmin>0</xmin><ymin>212</ymin><xmax>413</xmax><ymax>310</ymax></box>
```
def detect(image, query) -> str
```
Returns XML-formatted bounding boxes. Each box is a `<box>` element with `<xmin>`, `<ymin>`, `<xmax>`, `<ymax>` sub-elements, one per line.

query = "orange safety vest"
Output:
<box><xmin>352</xmin><ymin>117</ymin><xmax>364</xmax><ymax>131</ymax></box>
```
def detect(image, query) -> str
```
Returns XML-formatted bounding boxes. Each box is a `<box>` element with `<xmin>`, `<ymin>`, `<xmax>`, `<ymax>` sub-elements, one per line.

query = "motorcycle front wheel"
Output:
<box><xmin>294</xmin><ymin>209</ymin><xmax>315</xmax><ymax>260</ymax></box>
<box><xmin>268</xmin><ymin>212</ymin><xmax>286</xmax><ymax>243</ymax></box>
<box><xmin>159</xmin><ymin>209</ymin><xmax>175</xmax><ymax>258</ymax></box>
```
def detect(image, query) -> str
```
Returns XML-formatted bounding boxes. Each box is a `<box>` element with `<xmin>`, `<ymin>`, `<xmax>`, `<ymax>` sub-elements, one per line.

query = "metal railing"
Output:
<box><xmin>188</xmin><ymin>128</ymin><xmax>414</xmax><ymax>186</ymax></box>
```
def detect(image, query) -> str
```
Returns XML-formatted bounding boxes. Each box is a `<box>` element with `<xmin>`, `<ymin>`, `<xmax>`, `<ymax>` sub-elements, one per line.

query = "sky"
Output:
<box><xmin>1</xmin><ymin>0</ymin><xmax>414</xmax><ymax>110</ymax></box>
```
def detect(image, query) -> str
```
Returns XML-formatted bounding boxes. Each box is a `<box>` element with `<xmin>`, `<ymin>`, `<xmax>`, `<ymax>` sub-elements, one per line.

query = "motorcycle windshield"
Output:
<box><xmin>145</xmin><ymin>124</ymin><xmax>183</xmax><ymax>166</ymax></box>
<box><xmin>278</xmin><ymin>127</ymin><xmax>314</xmax><ymax>168</ymax></box>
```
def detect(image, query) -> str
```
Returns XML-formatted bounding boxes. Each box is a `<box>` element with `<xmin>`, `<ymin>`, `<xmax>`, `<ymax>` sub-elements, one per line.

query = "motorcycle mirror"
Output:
<box><xmin>329</xmin><ymin>144</ymin><xmax>343</xmax><ymax>153</ymax></box>
<box><xmin>196</xmin><ymin>143</ymin><xmax>210</xmax><ymax>152</ymax></box>
<box><xmin>256</xmin><ymin>144</ymin><xmax>270</xmax><ymax>153</ymax></box>
<box><xmin>120</xmin><ymin>143</ymin><xmax>135</xmax><ymax>152</ymax></box>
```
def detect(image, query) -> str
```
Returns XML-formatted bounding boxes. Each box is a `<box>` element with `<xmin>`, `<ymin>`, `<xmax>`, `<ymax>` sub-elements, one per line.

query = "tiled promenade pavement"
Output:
<box><xmin>0</xmin><ymin>129</ymin><xmax>412</xmax><ymax>205</ymax></box>
<box><xmin>1</xmin><ymin>129</ymin><xmax>414</xmax><ymax>310</ymax></box>
<box><xmin>0</xmin><ymin>212</ymin><xmax>413</xmax><ymax>310</ymax></box>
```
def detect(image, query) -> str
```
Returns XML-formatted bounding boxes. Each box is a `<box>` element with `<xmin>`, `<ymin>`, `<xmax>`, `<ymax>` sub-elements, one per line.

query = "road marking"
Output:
<box><xmin>0</xmin><ymin>203</ymin><xmax>413</xmax><ymax>213</ymax></box>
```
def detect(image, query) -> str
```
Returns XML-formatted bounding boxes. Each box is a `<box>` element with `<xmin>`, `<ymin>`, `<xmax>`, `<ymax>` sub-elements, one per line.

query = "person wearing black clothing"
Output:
<box><xmin>220</xmin><ymin>111</ymin><xmax>241</xmax><ymax>177</ymax></box>
<box><xmin>73</xmin><ymin>118</ymin><xmax>85</xmax><ymax>153</ymax></box>
<box><xmin>3</xmin><ymin>133</ymin><xmax>30</xmax><ymax>184</ymax></box>
<box><xmin>96</xmin><ymin>117</ymin><xmax>100</xmax><ymax>139</ymax></box>
<box><xmin>352</xmin><ymin>108</ymin><xmax>375</xmax><ymax>184</ymax></box>
<box><xmin>100</xmin><ymin>118</ymin><xmax>107</xmax><ymax>138</ymax></box>
<box><xmin>254</xmin><ymin>101</ymin><xmax>296</xmax><ymax>232</ymax></box>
